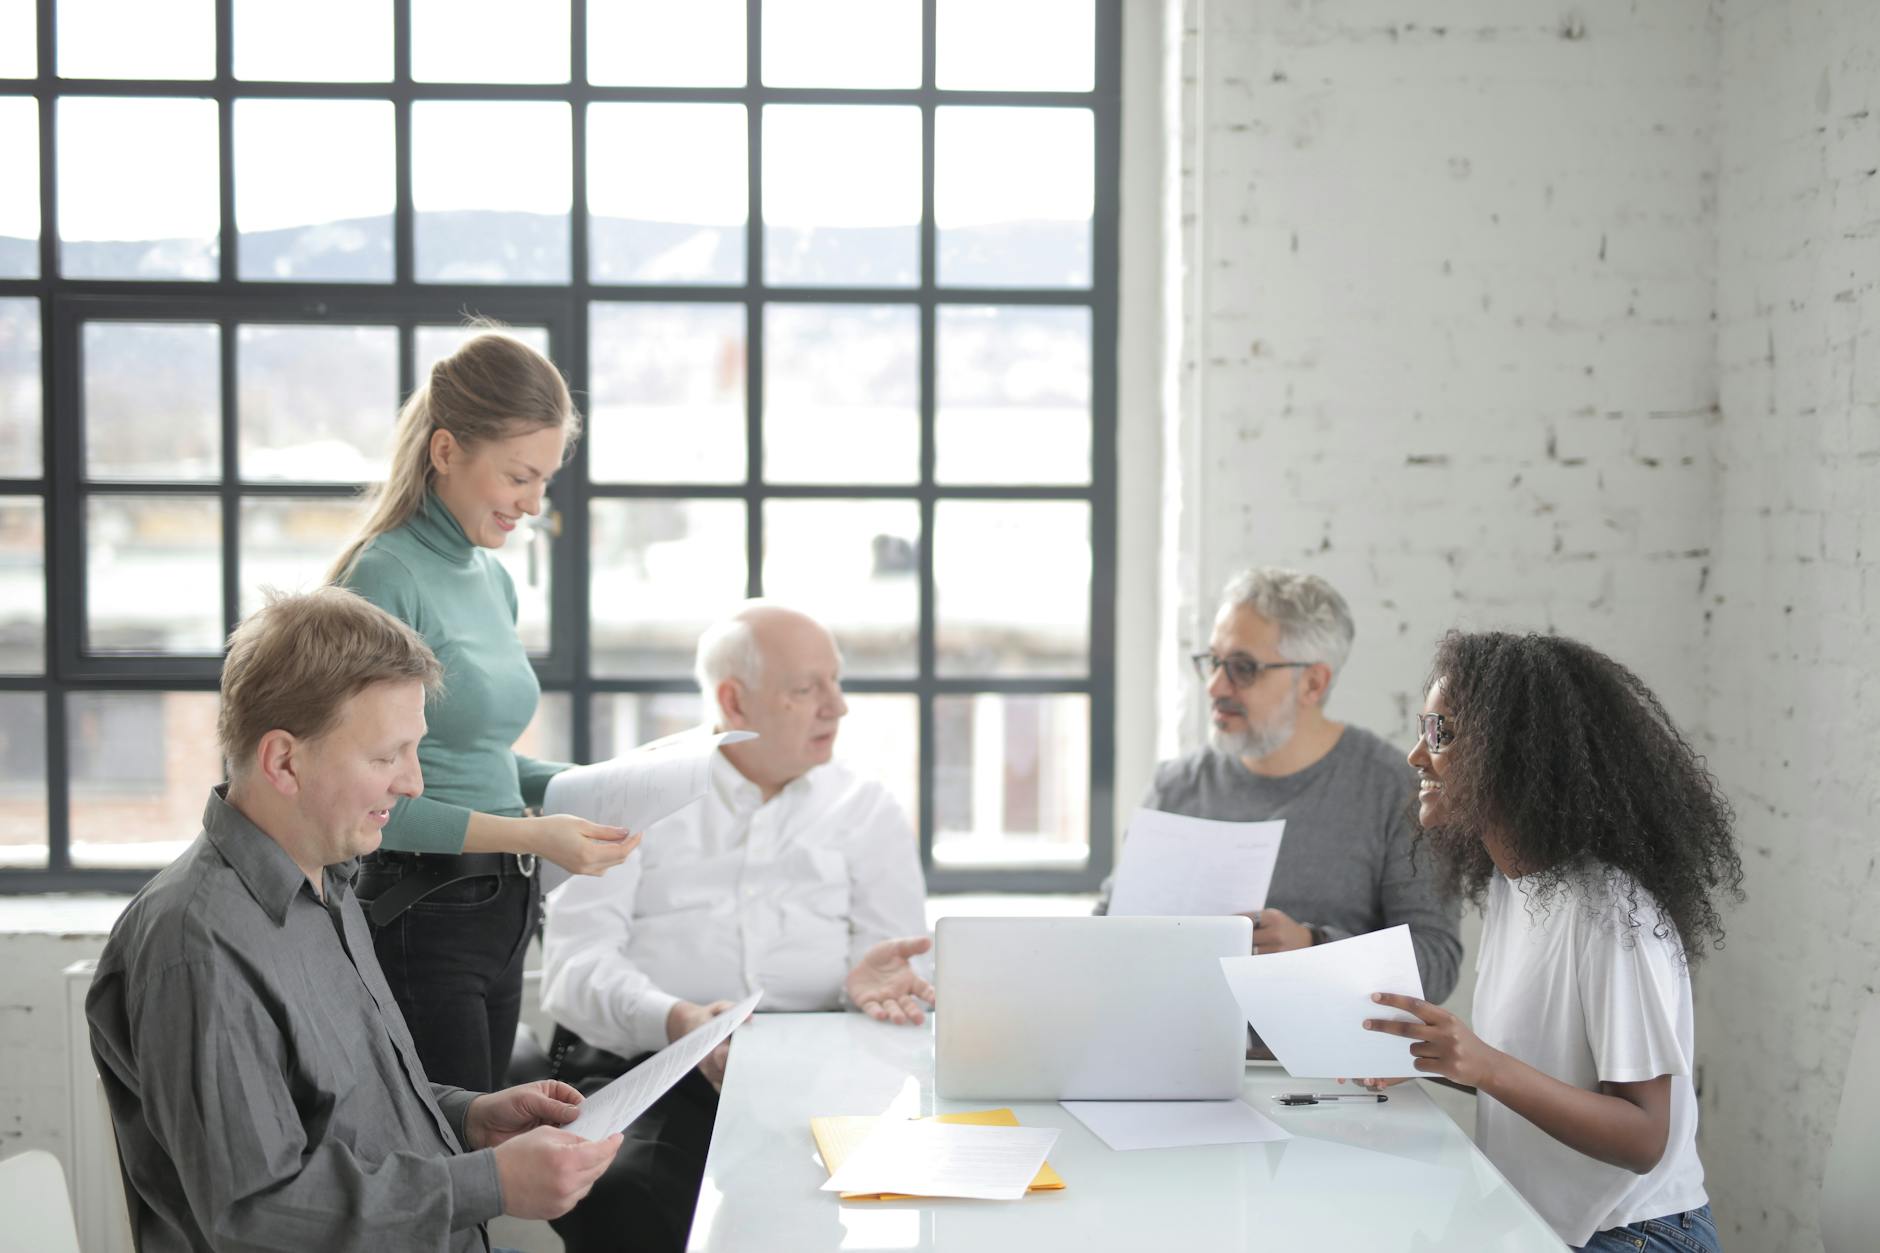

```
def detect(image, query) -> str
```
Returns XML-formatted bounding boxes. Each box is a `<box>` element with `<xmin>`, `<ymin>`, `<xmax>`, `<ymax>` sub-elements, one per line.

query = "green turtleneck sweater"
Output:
<box><xmin>339</xmin><ymin>492</ymin><xmax>568</xmax><ymax>853</ymax></box>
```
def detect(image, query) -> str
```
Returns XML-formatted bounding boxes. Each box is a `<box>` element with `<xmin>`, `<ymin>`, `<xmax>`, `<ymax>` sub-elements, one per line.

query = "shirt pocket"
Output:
<box><xmin>796</xmin><ymin>847</ymin><xmax>852</xmax><ymax>920</ymax></box>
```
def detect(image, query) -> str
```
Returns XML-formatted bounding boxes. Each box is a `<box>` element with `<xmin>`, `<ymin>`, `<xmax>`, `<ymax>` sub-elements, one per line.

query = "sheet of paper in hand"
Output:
<box><xmin>1218</xmin><ymin>925</ymin><xmax>1426</xmax><ymax>1079</ymax></box>
<box><xmin>543</xmin><ymin>729</ymin><xmax>757</xmax><ymax>832</ymax></box>
<box><xmin>1106</xmin><ymin>807</ymin><xmax>1285</xmax><ymax>917</ymax></box>
<box><xmin>563</xmin><ymin>989</ymin><xmax>763</xmax><ymax>1141</ymax></box>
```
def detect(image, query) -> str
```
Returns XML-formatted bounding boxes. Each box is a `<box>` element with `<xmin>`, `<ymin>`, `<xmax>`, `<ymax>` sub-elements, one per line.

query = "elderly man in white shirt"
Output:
<box><xmin>541</xmin><ymin>600</ymin><xmax>933</xmax><ymax>1253</ymax></box>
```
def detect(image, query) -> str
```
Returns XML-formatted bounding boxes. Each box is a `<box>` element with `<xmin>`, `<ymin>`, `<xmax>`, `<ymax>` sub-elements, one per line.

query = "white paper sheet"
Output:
<box><xmin>563</xmin><ymin>989</ymin><xmax>762</xmax><ymax>1141</ymax></box>
<box><xmin>1059</xmin><ymin>1099</ymin><xmax>1292</xmax><ymax>1151</ymax></box>
<box><xmin>1218</xmin><ymin>924</ymin><xmax>1427</xmax><ymax>1079</ymax></box>
<box><xmin>543</xmin><ymin>729</ymin><xmax>757</xmax><ymax>833</ymax></box>
<box><xmin>819</xmin><ymin>1121</ymin><xmax>1060</xmax><ymax>1201</ymax></box>
<box><xmin>1106</xmin><ymin>808</ymin><xmax>1285</xmax><ymax>917</ymax></box>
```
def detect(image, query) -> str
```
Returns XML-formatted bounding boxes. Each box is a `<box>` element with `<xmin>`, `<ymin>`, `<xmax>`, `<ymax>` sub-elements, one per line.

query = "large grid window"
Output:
<box><xmin>0</xmin><ymin>0</ymin><xmax>1119</xmax><ymax>894</ymax></box>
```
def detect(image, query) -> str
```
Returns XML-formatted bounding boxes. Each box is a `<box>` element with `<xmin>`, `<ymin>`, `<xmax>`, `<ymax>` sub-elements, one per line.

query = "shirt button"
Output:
<box><xmin>744</xmin><ymin>886</ymin><xmax>757</xmax><ymax>898</ymax></box>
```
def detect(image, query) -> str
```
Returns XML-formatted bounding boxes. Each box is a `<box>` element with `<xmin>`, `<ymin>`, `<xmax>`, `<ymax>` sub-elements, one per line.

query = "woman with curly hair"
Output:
<box><xmin>1357</xmin><ymin>631</ymin><xmax>1743</xmax><ymax>1253</ymax></box>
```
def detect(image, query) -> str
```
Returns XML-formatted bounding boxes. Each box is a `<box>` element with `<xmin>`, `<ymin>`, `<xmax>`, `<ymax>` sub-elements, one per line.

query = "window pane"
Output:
<box><xmin>0</xmin><ymin>297</ymin><xmax>40</xmax><ymax>476</ymax></box>
<box><xmin>0</xmin><ymin>692</ymin><xmax>47</xmax><ymax>868</ymax></box>
<box><xmin>937</xmin><ymin>305</ymin><xmax>1089</xmax><ymax>484</ymax></box>
<box><xmin>236</xmin><ymin>100</ymin><xmax>393</xmax><ymax>282</ymax></box>
<box><xmin>763</xmin><ymin>106</ymin><xmax>919</xmax><ymax>288</ymax></box>
<box><xmin>235</xmin><ymin>0</ymin><xmax>392</xmax><ymax>81</ymax></box>
<box><xmin>59</xmin><ymin>97</ymin><xmax>219</xmax><ymax>281</ymax></box>
<box><xmin>934</xmin><ymin>693</ymin><xmax>1087</xmax><ymax>869</ymax></box>
<box><xmin>589</xmin><ymin>302</ymin><xmax>744</xmax><ymax>484</ymax></box>
<box><xmin>238</xmin><ymin>323</ymin><xmax>397</xmax><ymax>481</ymax></box>
<box><xmin>84</xmin><ymin>322</ymin><xmax>219</xmax><ymax>481</ymax></box>
<box><xmin>416</xmin><ymin>323</ymin><xmax>552</xmax><ymax>378</ymax></box>
<box><xmin>0</xmin><ymin>1</ymin><xmax>33</xmax><ymax>78</ymax></box>
<box><xmin>588</xmin><ymin>104</ymin><xmax>746</xmax><ymax>285</ymax></box>
<box><xmin>0</xmin><ymin>99</ymin><xmax>37</xmax><ymax>279</ymax></box>
<box><xmin>86</xmin><ymin>495</ymin><xmax>222</xmax><ymax>653</ymax></box>
<box><xmin>590</xmin><ymin>498</ymin><xmax>745</xmax><ymax>677</ymax></box>
<box><xmin>936</xmin><ymin>500</ymin><xmax>1088</xmax><ymax>677</ymax></box>
<box><xmin>57</xmin><ymin>0</ymin><xmax>213</xmax><ymax>80</ymax></box>
<box><xmin>237</xmin><ymin>497</ymin><xmax>362</xmax><ymax>618</ymax></box>
<box><xmin>936</xmin><ymin>107</ymin><xmax>1092</xmax><ymax>289</ymax></box>
<box><xmin>764</xmin><ymin>304</ymin><xmax>916</xmax><ymax>483</ymax></box>
<box><xmin>762</xmin><ymin>499</ymin><xmax>918</xmax><ymax>677</ymax></box>
<box><xmin>491</xmin><ymin>518</ymin><xmax>552</xmax><ymax>655</ymax></box>
<box><xmin>937</xmin><ymin>0</ymin><xmax>1094</xmax><ymax>91</ymax></box>
<box><xmin>838</xmin><ymin>693</ymin><xmax>918</xmax><ymax>837</ymax></box>
<box><xmin>68</xmin><ymin>691</ymin><xmax>221</xmax><ymax>868</ymax></box>
<box><xmin>412</xmin><ymin>0</ymin><xmax>569</xmax><ymax>84</ymax></box>
<box><xmin>413</xmin><ymin>102</ymin><xmax>570</xmax><ymax>284</ymax></box>
<box><xmin>0</xmin><ymin>497</ymin><xmax>43</xmax><ymax>673</ymax></box>
<box><xmin>590</xmin><ymin>691</ymin><xmax>704</xmax><ymax>759</ymax></box>
<box><xmin>590</xmin><ymin>0</ymin><xmax>742</xmax><ymax>85</ymax></box>
<box><xmin>517</xmin><ymin>690</ymin><xmax>571</xmax><ymax>762</ymax></box>
<box><xmin>762</xmin><ymin>0</ymin><xmax>919</xmax><ymax>88</ymax></box>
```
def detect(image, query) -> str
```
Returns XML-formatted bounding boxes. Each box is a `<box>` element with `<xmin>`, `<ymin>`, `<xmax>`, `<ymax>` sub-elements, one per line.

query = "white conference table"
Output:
<box><xmin>685</xmin><ymin>1012</ymin><xmax>1568</xmax><ymax>1252</ymax></box>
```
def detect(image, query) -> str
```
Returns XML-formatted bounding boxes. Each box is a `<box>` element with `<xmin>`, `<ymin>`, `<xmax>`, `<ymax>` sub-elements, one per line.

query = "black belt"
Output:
<box><xmin>361</xmin><ymin>850</ymin><xmax>537</xmax><ymax>928</ymax></box>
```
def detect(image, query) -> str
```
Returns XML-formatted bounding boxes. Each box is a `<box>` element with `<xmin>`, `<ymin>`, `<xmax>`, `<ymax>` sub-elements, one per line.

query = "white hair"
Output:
<box><xmin>693</xmin><ymin>615</ymin><xmax>763</xmax><ymax>726</ymax></box>
<box><xmin>1218</xmin><ymin>566</ymin><xmax>1356</xmax><ymax>695</ymax></box>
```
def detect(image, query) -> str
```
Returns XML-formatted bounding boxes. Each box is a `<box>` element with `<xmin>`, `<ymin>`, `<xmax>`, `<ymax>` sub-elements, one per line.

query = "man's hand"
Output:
<box><xmin>667</xmin><ymin>999</ymin><xmax>737</xmax><ymax>1091</ymax></box>
<box><xmin>1243</xmin><ymin>907</ymin><xmax>1313</xmax><ymax>955</ymax></box>
<box><xmin>465</xmin><ymin>1080</ymin><xmax>584</xmax><ymax>1149</ymax></box>
<box><xmin>492</xmin><ymin>1126</ymin><xmax>623</xmax><ymax>1220</ymax></box>
<box><xmin>1362</xmin><ymin>993</ymin><xmax>1506</xmax><ymax>1090</ymax></box>
<box><xmin>845</xmin><ymin>936</ymin><xmax>936</xmax><ymax>1026</ymax></box>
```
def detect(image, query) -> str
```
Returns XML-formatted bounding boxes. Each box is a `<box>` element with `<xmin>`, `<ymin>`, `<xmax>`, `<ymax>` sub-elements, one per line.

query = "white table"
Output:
<box><xmin>687</xmin><ymin>1013</ymin><xmax>1567</xmax><ymax>1252</ymax></box>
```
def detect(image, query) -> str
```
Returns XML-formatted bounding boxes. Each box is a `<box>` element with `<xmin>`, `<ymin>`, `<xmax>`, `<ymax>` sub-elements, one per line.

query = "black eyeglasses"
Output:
<box><xmin>1414</xmin><ymin>713</ymin><xmax>1454</xmax><ymax>755</ymax></box>
<box><xmin>1190</xmin><ymin>652</ymin><xmax>1314</xmax><ymax>688</ymax></box>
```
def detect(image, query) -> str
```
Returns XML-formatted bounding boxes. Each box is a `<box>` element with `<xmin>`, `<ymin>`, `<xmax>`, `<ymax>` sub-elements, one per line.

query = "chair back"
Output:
<box><xmin>1822</xmin><ymin>995</ymin><xmax>1880</xmax><ymax>1253</ymax></box>
<box><xmin>0</xmin><ymin>1149</ymin><xmax>82</xmax><ymax>1253</ymax></box>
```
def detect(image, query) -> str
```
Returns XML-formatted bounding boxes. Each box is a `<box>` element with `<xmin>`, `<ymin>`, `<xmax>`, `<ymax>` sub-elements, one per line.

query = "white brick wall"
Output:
<box><xmin>1702</xmin><ymin>3</ymin><xmax>1880</xmax><ymax>1249</ymax></box>
<box><xmin>1174</xmin><ymin>0</ymin><xmax>1720</xmax><ymax>752</ymax></box>
<box><xmin>1168</xmin><ymin>2</ymin><xmax>1879</xmax><ymax>1249</ymax></box>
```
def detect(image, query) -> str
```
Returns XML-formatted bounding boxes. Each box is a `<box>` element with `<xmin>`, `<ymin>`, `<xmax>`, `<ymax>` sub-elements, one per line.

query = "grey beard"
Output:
<box><xmin>1208</xmin><ymin>702</ymin><xmax>1297</xmax><ymax>761</ymax></box>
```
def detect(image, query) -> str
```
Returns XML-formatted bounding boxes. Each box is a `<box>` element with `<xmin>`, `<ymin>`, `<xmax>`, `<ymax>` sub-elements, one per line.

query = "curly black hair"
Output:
<box><xmin>1413</xmin><ymin>630</ymin><xmax>1744</xmax><ymax>964</ymax></box>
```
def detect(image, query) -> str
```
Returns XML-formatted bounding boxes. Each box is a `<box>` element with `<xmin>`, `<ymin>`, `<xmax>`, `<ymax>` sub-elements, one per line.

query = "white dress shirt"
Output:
<box><xmin>542</xmin><ymin>752</ymin><xmax>929</xmax><ymax>1058</ymax></box>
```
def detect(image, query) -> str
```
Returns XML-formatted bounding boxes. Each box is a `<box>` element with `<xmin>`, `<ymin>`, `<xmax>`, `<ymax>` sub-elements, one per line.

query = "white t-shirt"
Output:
<box><xmin>1473</xmin><ymin>870</ymin><xmax>1708</xmax><ymax>1246</ymax></box>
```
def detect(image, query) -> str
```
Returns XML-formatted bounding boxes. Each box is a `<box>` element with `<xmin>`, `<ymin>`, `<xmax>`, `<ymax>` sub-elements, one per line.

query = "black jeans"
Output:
<box><xmin>354</xmin><ymin>860</ymin><xmax>538</xmax><ymax>1092</ymax></box>
<box><xmin>550</xmin><ymin>1056</ymin><xmax>719</xmax><ymax>1253</ymax></box>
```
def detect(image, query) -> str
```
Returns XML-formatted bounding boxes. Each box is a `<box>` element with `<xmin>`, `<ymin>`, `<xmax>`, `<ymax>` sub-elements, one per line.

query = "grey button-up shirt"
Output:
<box><xmin>86</xmin><ymin>788</ymin><xmax>504</xmax><ymax>1252</ymax></box>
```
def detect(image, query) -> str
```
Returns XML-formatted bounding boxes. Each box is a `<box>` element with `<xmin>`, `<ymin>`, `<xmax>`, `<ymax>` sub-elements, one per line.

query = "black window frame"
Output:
<box><xmin>0</xmin><ymin>0</ymin><xmax>1121</xmax><ymax>895</ymax></box>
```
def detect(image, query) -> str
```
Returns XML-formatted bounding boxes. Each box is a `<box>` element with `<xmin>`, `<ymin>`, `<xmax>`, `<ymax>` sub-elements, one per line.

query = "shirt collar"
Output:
<box><xmin>201</xmin><ymin>785</ymin><xmax>342</xmax><ymax>924</ymax></box>
<box><xmin>710</xmin><ymin>747</ymin><xmax>819</xmax><ymax>815</ymax></box>
<box><xmin>404</xmin><ymin>488</ymin><xmax>476</xmax><ymax>566</ymax></box>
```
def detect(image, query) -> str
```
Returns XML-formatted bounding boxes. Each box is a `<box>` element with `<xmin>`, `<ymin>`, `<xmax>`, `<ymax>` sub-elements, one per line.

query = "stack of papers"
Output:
<box><xmin>812</xmin><ymin>1109</ymin><xmax>1064</xmax><ymax>1201</ymax></box>
<box><xmin>1218</xmin><ymin>925</ymin><xmax>1426</xmax><ymax>1078</ymax></box>
<box><xmin>1107</xmin><ymin>808</ymin><xmax>1285</xmax><ymax>917</ymax></box>
<box><xmin>1060</xmin><ymin>1099</ymin><xmax>1291</xmax><ymax>1151</ymax></box>
<box><xmin>564</xmin><ymin>989</ymin><xmax>762</xmax><ymax>1141</ymax></box>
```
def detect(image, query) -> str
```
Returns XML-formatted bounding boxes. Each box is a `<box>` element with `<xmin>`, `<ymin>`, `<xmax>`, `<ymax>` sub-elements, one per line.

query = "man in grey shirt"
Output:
<box><xmin>86</xmin><ymin>588</ymin><xmax>624</xmax><ymax>1252</ymax></box>
<box><xmin>1104</xmin><ymin>567</ymin><xmax>1460</xmax><ymax>1006</ymax></box>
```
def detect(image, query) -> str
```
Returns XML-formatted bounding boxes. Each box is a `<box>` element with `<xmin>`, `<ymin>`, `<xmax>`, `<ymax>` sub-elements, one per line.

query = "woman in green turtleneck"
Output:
<box><xmin>329</xmin><ymin>329</ymin><xmax>640</xmax><ymax>1091</ymax></box>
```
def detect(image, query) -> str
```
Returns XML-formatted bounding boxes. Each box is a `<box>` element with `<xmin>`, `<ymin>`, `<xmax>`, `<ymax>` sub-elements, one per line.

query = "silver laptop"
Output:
<box><xmin>934</xmin><ymin>915</ymin><xmax>1252</xmax><ymax>1101</ymax></box>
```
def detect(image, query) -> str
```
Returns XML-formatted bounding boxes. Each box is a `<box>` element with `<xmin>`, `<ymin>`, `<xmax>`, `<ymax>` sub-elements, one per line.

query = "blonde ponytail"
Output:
<box><xmin>327</xmin><ymin>325</ymin><xmax>579</xmax><ymax>584</ymax></box>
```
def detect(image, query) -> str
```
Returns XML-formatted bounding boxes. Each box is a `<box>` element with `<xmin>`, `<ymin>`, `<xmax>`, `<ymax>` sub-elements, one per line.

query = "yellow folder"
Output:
<box><xmin>809</xmin><ymin>1107</ymin><xmax>1067</xmax><ymax>1201</ymax></box>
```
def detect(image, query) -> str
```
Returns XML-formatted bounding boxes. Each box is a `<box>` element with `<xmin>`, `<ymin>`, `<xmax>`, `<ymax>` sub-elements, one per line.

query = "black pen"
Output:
<box><xmin>1272</xmin><ymin>1092</ymin><xmax>1388</xmax><ymax>1106</ymax></box>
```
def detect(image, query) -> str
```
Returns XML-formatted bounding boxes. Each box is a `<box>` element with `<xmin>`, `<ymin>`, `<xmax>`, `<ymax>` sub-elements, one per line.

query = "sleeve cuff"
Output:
<box><xmin>445</xmin><ymin>1147</ymin><xmax>504</xmax><ymax>1231</ymax></box>
<box><xmin>629</xmin><ymin>989</ymin><xmax>683</xmax><ymax>1055</ymax></box>
<box><xmin>431</xmin><ymin>1086</ymin><xmax>479</xmax><ymax>1149</ymax></box>
<box><xmin>380</xmin><ymin>794</ymin><xmax>472</xmax><ymax>854</ymax></box>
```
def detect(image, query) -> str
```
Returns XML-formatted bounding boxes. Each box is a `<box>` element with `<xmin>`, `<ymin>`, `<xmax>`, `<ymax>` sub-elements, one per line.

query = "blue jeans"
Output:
<box><xmin>1575</xmin><ymin>1204</ymin><xmax>1720</xmax><ymax>1253</ymax></box>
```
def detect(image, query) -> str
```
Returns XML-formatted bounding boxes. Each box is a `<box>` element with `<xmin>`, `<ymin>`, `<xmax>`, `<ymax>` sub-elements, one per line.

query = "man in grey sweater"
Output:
<box><xmin>1102</xmin><ymin>567</ymin><xmax>1461</xmax><ymax>1008</ymax></box>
